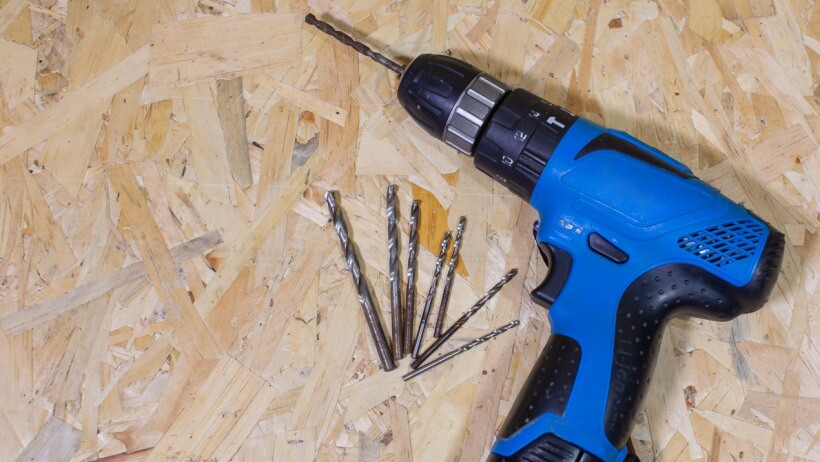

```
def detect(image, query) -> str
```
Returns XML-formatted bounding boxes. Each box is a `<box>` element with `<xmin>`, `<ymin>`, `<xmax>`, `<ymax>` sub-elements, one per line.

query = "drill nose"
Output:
<box><xmin>397</xmin><ymin>54</ymin><xmax>508</xmax><ymax>155</ymax></box>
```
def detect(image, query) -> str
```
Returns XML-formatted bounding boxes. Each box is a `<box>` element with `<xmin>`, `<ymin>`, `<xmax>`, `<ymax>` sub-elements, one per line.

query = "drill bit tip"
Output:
<box><xmin>324</xmin><ymin>190</ymin><xmax>336</xmax><ymax>206</ymax></box>
<box><xmin>304</xmin><ymin>13</ymin><xmax>405</xmax><ymax>76</ymax></box>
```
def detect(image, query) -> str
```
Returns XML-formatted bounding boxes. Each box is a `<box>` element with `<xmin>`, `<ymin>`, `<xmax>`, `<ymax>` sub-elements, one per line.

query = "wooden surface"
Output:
<box><xmin>0</xmin><ymin>0</ymin><xmax>817</xmax><ymax>461</ymax></box>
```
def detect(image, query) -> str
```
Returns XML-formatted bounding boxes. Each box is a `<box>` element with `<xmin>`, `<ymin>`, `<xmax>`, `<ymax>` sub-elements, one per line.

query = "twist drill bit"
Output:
<box><xmin>386</xmin><ymin>185</ymin><xmax>403</xmax><ymax>359</ymax></box>
<box><xmin>411</xmin><ymin>268</ymin><xmax>518</xmax><ymax>369</ymax></box>
<box><xmin>305</xmin><ymin>14</ymin><xmax>405</xmax><ymax>75</ymax></box>
<box><xmin>403</xmin><ymin>320</ymin><xmax>521</xmax><ymax>381</ymax></box>
<box><xmin>403</xmin><ymin>200</ymin><xmax>420</xmax><ymax>355</ymax></box>
<box><xmin>412</xmin><ymin>231</ymin><xmax>451</xmax><ymax>358</ymax></box>
<box><xmin>325</xmin><ymin>191</ymin><xmax>395</xmax><ymax>371</ymax></box>
<box><xmin>434</xmin><ymin>216</ymin><xmax>466</xmax><ymax>337</ymax></box>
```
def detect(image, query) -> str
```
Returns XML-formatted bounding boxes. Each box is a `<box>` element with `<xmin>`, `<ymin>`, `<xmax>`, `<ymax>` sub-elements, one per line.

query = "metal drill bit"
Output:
<box><xmin>403</xmin><ymin>200</ymin><xmax>420</xmax><ymax>355</ymax></box>
<box><xmin>403</xmin><ymin>320</ymin><xmax>521</xmax><ymax>381</ymax></box>
<box><xmin>411</xmin><ymin>268</ymin><xmax>518</xmax><ymax>369</ymax></box>
<box><xmin>325</xmin><ymin>191</ymin><xmax>395</xmax><ymax>371</ymax></box>
<box><xmin>305</xmin><ymin>14</ymin><xmax>405</xmax><ymax>75</ymax></box>
<box><xmin>434</xmin><ymin>216</ymin><xmax>466</xmax><ymax>338</ymax></box>
<box><xmin>386</xmin><ymin>185</ymin><xmax>403</xmax><ymax>359</ymax></box>
<box><xmin>412</xmin><ymin>231</ymin><xmax>451</xmax><ymax>358</ymax></box>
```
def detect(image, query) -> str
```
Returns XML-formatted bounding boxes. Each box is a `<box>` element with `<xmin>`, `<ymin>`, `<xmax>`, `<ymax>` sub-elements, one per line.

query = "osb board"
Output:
<box><xmin>0</xmin><ymin>0</ymin><xmax>817</xmax><ymax>461</ymax></box>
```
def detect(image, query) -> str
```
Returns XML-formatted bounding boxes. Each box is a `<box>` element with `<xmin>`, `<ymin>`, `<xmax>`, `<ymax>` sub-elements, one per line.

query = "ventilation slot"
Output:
<box><xmin>678</xmin><ymin>219</ymin><xmax>764</xmax><ymax>268</ymax></box>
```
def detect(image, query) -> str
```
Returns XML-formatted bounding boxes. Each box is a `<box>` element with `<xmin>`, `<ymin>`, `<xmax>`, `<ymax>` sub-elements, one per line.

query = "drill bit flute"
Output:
<box><xmin>325</xmin><ymin>191</ymin><xmax>395</xmax><ymax>371</ymax></box>
<box><xmin>434</xmin><ymin>216</ymin><xmax>466</xmax><ymax>337</ymax></box>
<box><xmin>403</xmin><ymin>320</ymin><xmax>520</xmax><ymax>381</ymax></box>
<box><xmin>304</xmin><ymin>14</ymin><xmax>404</xmax><ymax>75</ymax></box>
<box><xmin>386</xmin><ymin>185</ymin><xmax>403</xmax><ymax>359</ymax></box>
<box><xmin>412</xmin><ymin>231</ymin><xmax>451</xmax><ymax>358</ymax></box>
<box><xmin>412</xmin><ymin>268</ymin><xmax>518</xmax><ymax>369</ymax></box>
<box><xmin>404</xmin><ymin>200</ymin><xmax>420</xmax><ymax>355</ymax></box>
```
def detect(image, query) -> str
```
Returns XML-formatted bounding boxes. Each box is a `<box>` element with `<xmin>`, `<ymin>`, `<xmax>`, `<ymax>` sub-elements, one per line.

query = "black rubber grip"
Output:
<box><xmin>498</xmin><ymin>334</ymin><xmax>581</xmax><ymax>439</ymax></box>
<box><xmin>575</xmin><ymin>133</ymin><xmax>694</xmax><ymax>179</ymax></box>
<box><xmin>487</xmin><ymin>433</ymin><xmax>603</xmax><ymax>462</ymax></box>
<box><xmin>603</xmin><ymin>226</ymin><xmax>785</xmax><ymax>447</ymax></box>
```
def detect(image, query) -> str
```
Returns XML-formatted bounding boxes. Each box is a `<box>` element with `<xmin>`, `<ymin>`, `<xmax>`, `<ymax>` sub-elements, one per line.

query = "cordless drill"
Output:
<box><xmin>306</xmin><ymin>15</ymin><xmax>785</xmax><ymax>462</ymax></box>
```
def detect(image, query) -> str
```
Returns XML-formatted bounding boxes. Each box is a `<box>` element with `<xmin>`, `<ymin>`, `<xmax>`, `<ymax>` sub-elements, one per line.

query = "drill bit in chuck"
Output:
<box><xmin>412</xmin><ymin>231</ymin><xmax>451</xmax><ymax>358</ymax></box>
<box><xmin>403</xmin><ymin>320</ymin><xmax>520</xmax><ymax>381</ymax></box>
<box><xmin>404</xmin><ymin>200</ymin><xmax>420</xmax><ymax>355</ymax></box>
<box><xmin>412</xmin><ymin>268</ymin><xmax>518</xmax><ymax>369</ymax></box>
<box><xmin>386</xmin><ymin>185</ymin><xmax>403</xmax><ymax>359</ymax></box>
<box><xmin>434</xmin><ymin>216</ymin><xmax>466</xmax><ymax>338</ymax></box>
<box><xmin>305</xmin><ymin>14</ymin><xmax>405</xmax><ymax>75</ymax></box>
<box><xmin>325</xmin><ymin>191</ymin><xmax>395</xmax><ymax>371</ymax></box>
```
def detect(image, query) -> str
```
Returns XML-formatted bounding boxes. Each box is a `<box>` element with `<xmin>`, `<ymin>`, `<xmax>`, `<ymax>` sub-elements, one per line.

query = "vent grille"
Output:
<box><xmin>678</xmin><ymin>220</ymin><xmax>764</xmax><ymax>268</ymax></box>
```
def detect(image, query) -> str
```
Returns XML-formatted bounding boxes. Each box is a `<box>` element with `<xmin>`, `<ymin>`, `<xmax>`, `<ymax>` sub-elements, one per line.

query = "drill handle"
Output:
<box><xmin>491</xmin><ymin>223</ymin><xmax>784</xmax><ymax>461</ymax></box>
<box><xmin>491</xmin><ymin>253</ymin><xmax>635</xmax><ymax>461</ymax></box>
<box><xmin>490</xmin><ymin>332</ymin><xmax>600</xmax><ymax>462</ymax></box>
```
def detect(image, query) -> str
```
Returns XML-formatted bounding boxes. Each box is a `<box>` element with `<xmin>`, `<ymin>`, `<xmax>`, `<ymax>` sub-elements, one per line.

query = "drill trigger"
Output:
<box><xmin>530</xmin><ymin>241</ymin><xmax>572</xmax><ymax>309</ymax></box>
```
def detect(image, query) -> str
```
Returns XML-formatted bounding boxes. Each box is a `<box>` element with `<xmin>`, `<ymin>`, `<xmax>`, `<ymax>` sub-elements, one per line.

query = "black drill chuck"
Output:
<box><xmin>398</xmin><ymin>54</ymin><xmax>505</xmax><ymax>154</ymax></box>
<box><xmin>398</xmin><ymin>55</ymin><xmax>578</xmax><ymax>200</ymax></box>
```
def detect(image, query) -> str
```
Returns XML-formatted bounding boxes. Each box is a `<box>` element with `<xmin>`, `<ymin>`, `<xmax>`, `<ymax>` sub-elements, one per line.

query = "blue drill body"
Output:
<box><xmin>393</xmin><ymin>55</ymin><xmax>784</xmax><ymax>462</ymax></box>
<box><xmin>492</xmin><ymin>119</ymin><xmax>777</xmax><ymax>461</ymax></box>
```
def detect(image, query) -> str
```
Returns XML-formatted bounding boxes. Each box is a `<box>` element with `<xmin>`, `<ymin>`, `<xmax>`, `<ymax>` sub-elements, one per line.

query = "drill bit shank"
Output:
<box><xmin>403</xmin><ymin>320</ymin><xmax>520</xmax><ymax>381</ymax></box>
<box><xmin>386</xmin><ymin>185</ymin><xmax>403</xmax><ymax>359</ymax></box>
<box><xmin>412</xmin><ymin>231</ymin><xmax>451</xmax><ymax>358</ymax></box>
<box><xmin>434</xmin><ymin>216</ymin><xmax>466</xmax><ymax>337</ymax></box>
<box><xmin>326</xmin><ymin>191</ymin><xmax>395</xmax><ymax>371</ymax></box>
<box><xmin>411</xmin><ymin>268</ymin><xmax>518</xmax><ymax>369</ymax></box>
<box><xmin>305</xmin><ymin>14</ymin><xmax>404</xmax><ymax>75</ymax></box>
<box><xmin>404</xmin><ymin>200</ymin><xmax>420</xmax><ymax>355</ymax></box>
